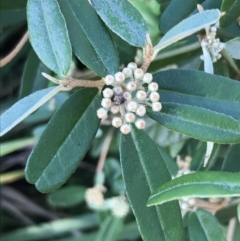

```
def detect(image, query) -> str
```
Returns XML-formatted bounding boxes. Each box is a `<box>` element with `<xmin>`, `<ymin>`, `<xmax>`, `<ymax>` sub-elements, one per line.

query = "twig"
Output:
<box><xmin>227</xmin><ymin>218</ymin><xmax>236</xmax><ymax>241</ymax></box>
<box><xmin>141</xmin><ymin>33</ymin><xmax>153</xmax><ymax>72</ymax></box>
<box><xmin>0</xmin><ymin>31</ymin><xmax>29</xmax><ymax>67</ymax></box>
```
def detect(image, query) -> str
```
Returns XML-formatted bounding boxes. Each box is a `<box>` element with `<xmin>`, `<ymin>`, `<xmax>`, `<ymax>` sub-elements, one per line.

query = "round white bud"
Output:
<box><xmin>152</xmin><ymin>102</ymin><xmax>162</xmax><ymax>111</ymax></box>
<box><xmin>217</xmin><ymin>54</ymin><xmax>222</xmax><ymax>59</ymax></box>
<box><xmin>136</xmin><ymin>105</ymin><xmax>146</xmax><ymax>117</ymax></box>
<box><xmin>102</xmin><ymin>88</ymin><xmax>113</xmax><ymax>98</ymax></box>
<box><xmin>97</xmin><ymin>108</ymin><xmax>108</xmax><ymax>119</ymax></box>
<box><xmin>219</xmin><ymin>43</ymin><xmax>225</xmax><ymax>50</ymax></box>
<box><xmin>210</xmin><ymin>26</ymin><xmax>217</xmax><ymax>32</ymax></box>
<box><xmin>125</xmin><ymin>112</ymin><xmax>136</xmax><ymax>123</ymax></box>
<box><xmin>127</xmin><ymin>62</ymin><xmax>137</xmax><ymax>70</ymax></box>
<box><xmin>148</xmin><ymin>82</ymin><xmax>158</xmax><ymax>92</ymax></box>
<box><xmin>136</xmin><ymin>90</ymin><xmax>147</xmax><ymax>100</ymax></box>
<box><xmin>212</xmin><ymin>42</ymin><xmax>219</xmax><ymax>49</ymax></box>
<box><xmin>113</xmin><ymin>86</ymin><xmax>123</xmax><ymax>94</ymax></box>
<box><xmin>127</xmin><ymin>101</ymin><xmax>138</xmax><ymax>112</ymax></box>
<box><xmin>123</xmin><ymin>92</ymin><xmax>132</xmax><ymax>101</ymax></box>
<box><xmin>180</xmin><ymin>202</ymin><xmax>188</xmax><ymax>210</ymax></box>
<box><xmin>115</xmin><ymin>72</ymin><xmax>125</xmax><ymax>83</ymax></box>
<box><xmin>112</xmin><ymin>117</ymin><xmax>123</xmax><ymax>128</ymax></box>
<box><xmin>101</xmin><ymin>98</ymin><xmax>112</xmax><ymax>109</ymax></box>
<box><xmin>104</xmin><ymin>75</ymin><xmax>115</xmax><ymax>85</ymax></box>
<box><xmin>110</xmin><ymin>105</ymin><xmax>120</xmax><ymax>114</ymax></box>
<box><xmin>126</xmin><ymin>82</ymin><xmax>137</xmax><ymax>91</ymax></box>
<box><xmin>134</xmin><ymin>68</ymin><xmax>144</xmax><ymax>79</ymax></box>
<box><xmin>143</xmin><ymin>73</ymin><xmax>153</xmax><ymax>83</ymax></box>
<box><xmin>135</xmin><ymin>119</ymin><xmax>146</xmax><ymax>129</ymax></box>
<box><xmin>149</xmin><ymin>92</ymin><xmax>160</xmax><ymax>102</ymax></box>
<box><xmin>188</xmin><ymin>199</ymin><xmax>196</xmax><ymax>206</ymax></box>
<box><xmin>122</xmin><ymin>68</ymin><xmax>132</xmax><ymax>78</ymax></box>
<box><xmin>120</xmin><ymin>124</ymin><xmax>131</xmax><ymax>134</ymax></box>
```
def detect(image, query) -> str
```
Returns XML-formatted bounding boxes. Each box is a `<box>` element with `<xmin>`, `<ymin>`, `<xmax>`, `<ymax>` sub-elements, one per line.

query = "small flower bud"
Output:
<box><xmin>113</xmin><ymin>86</ymin><xmax>123</xmax><ymax>94</ymax></box>
<box><xmin>120</xmin><ymin>124</ymin><xmax>131</xmax><ymax>134</ymax></box>
<box><xmin>101</xmin><ymin>98</ymin><xmax>112</xmax><ymax>109</ymax></box>
<box><xmin>152</xmin><ymin>102</ymin><xmax>162</xmax><ymax>111</ymax></box>
<box><xmin>127</xmin><ymin>101</ymin><xmax>138</xmax><ymax>112</ymax></box>
<box><xmin>122</xmin><ymin>68</ymin><xmax>132</xmax><ymax>78</ymax></box>
<box><xmin>148</xmin><ymin>82</ymin><xmax>158</xmax><ymax>92</ymax></box>
<box><xmin>125</xmin><ymin>112</ymin><xmax>136</xmax><ymax>123</ymax></box>
<box><xmin>180</xmin><ymin>202</ymin><xmax>188</xmax><ymax>210</ymax></box>
<box><xmin>127</xmin><ymin>62</ymin><xmax>137</xmax><ymax>70</ymax></box>
<box><xmin>104</xmin><ymin>75</ymin><xmax>115</xmax><ymax>85</ymax></box>
<box><xmin>115</xmin><ymin>72</ymin><xmax>125</xmax><ymax>83</ymax></box>
<box><xmin>217</xmin><ymin>54</ymin><xmax>222</xmax><ymax>59</ymax></box>
<box><xmin>201</xmin><ymin>41</ymin><xmax>208</xmax><ymax>48</ymax></box>
<box><xmin>135</xmin><ymin>119</ymin><xmax>146</xmax><ymax>129</ymax></box>
<box><xmin>136</xmin><ymin>105</ymin><xmax>146</xmax><ymax>117</ymax></box>
<box><xmin>123</xmin><ymin>92</ymin><xmax>132</xmax><ymax>101</ymax></box>
<box><xmin>136</xmin><ymin>90</ymin><xmax>147</xmax><ymax>100</ymax></box>
<box><xmin>97</xmin><ymin>108</ymin><xmax>108</xmax><ymax>119</ymax></box>
<box><xmin>102</xmin><ymin>88</ymin><xmax>113</xmax><ymax>98</ymax></box>
<box><xmin>188</xmin><ymin>199</ymin><xmax>196</xmax><ymax>206</ymax></box>
<box><xmin>110</xmin><ymin>105</ymin><xmax>120</xmax><ymax>114</ymax></box>
<box><xmin>112</xmin><ymin>117</ymin><xmax>123</xmax><ymax>128</ymax></box>
<box><xmin>149</xmin><ymin>92</ymin><xmax>160</xmax><ymax>102</ymax></box>
<box><xmin>143</xmin><ymin>73</ymin><xmax>153</xmax><ymax>83</ymax></box>
<box><xmin>219</xmin><ymin>43</ymin><xmax>225</xmax><ymax>50</ymax></box>
<box><xmin>134</xmin><ymin>68</ymin><xmax>144</xmax><ymax>79</ymax></box>
<box><xmin>126</xmin><ymin>82</ymin><xmax>137</xmax><ymax>91</ymax></box>
<box><xmin>210</xmin><ymin>26</ymin><xmax>217</xmax><ymax>32</ymax></box>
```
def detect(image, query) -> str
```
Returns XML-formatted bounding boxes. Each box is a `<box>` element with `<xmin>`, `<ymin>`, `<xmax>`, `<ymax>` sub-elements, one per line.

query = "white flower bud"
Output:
<box><xmin>102</xmin><ymin>88</ymin><xmax>113</xmax><ymax>98</ymax></box>
<box><xmin>120</xmin><ymin>124</ymin><xmax>131</xmax><ymax>134</ymax></box>
<box><xmin>122</xmin><ymin>68</ymin><xmax>132</xmax><ymax>78</ymax></box>
<box><xmin>112</xmin><ymin>117</ymin><xmax>123</xmax><ymax>128</ymax></box>
<box><xmin>104</xmin><ymin>75</ymin><xmax>115</xmax><ymax>85</ymax></box>
<box><xmin>201</xmin><ymin>41</ymin><xmax>208</xmax><ymax>48</ymax></box>
<box><xmin>123</xmin><ymin>92</ymin><xmax>132</xmax><ymax>101</ymax></box>
<box><xmin>136</xmin><ymin>90</ymin><xmax>147</xmax><ymax>100</ymax></box>
<box><xmin>219</xmin><ymin>43</ymin><xmax>225</xmax><ymax>50</ymax></box>
<box><xmin>127</xmin><ymin>101</ymin><xmax>138</xmax><ymax>112</ymax></box>
<box><xmin>110</xmin><ymin>105</ymin><xmax>120</xmax><ymax>114</ymax></box>
<box><xmin>180</xmin><ymin>202</ymin><xmax>188</xmax><ymax>210</ymax></box>
<box><xmin>113</xmin><ymin>86</ymin><xmax>123</xmax><ymax>94</ymax></box>
<box><xmin>110</xmin><ymin>196</ymin><xmax>129</xmax><ymax>218</ymax></box>
<box><xmin>149</xmin><ymin>92</ymin><xmax>160</xmax><ymax>102</ymax></box>
<box><xmin>97</xmin><ymin>108</ymin><xmax>108</xmax><ymax>119</ymax></box>
<box><xmin>212</xmin><ymin>42</ymin><xmax>219</xmax><ymax>49</ymax></box>
<box><xmin>217</xmin><ymin>54</ymin><xmax>222</xmax><ymax>59</ymax></box>
<box><xmin>188</xmin><ymin>199</ymin><xmax>196</xmax><ymax>206</ymax></box>
<box><xmin>148</xmin><ymin>82</ymin><xmax>158</xmax><ymax>92</ymax></box>
<box><xmin>135</xmin><ymin>119</ymin><xmax>146</xmax><ymax>129</ymax></box>
<box><xmin>210</xmin><ymin>26</ymin><xmax>217</xmax><ymax>32</ymax></box>
<box><xmin>126</xmin><ymin>82</ymin><xmax>137</xmax><ymax>91</ymax></box>
<box><xmin>152</xmin><ymin>102</ymin><xmax>162</xmax><ymax>111</ymax></box>
<box><xmin>143</xmin><ymin>73</ymin><xmax>153</xmax><ymax>83</ymax></box>
<box><xmin>136</xmin><ymin>105</ymin><xmax>146</xmax><ymax>117</ymax></box>
<box><xmin>134</xmin><ymin>68</ymin><xmax>144</xmax><ymax>79</ymax></box>
<box><xmin>125</xmin><ymin>112</ymin><xmax>136</xmax><ymax>123</ymax></box>
<box><xmin>127</xmin><ymin>62</ymin><xmax>137</xmax><ymax>70</ymax></box>
<box><xmin>115</xmin><ymin>72</ymin><xmax>125</xmax><ymax>83</ymax></box>
<box><xmin>101</xmin><ymin>98</ymin><xmax>112</xmax><ymax>109</ymax></box>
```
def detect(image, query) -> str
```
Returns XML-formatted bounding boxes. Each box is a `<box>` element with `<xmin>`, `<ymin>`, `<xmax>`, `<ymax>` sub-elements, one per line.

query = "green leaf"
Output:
<box><xmin>25</xmin><ymin>88</ymin><xmax>101</xmax><ymax>193</ymax></box>
<box><xmin>58</xmin><ymin>0</ymin><xmax>119</xmax><ymax>77</ymax></box>
<box><xmin>148</xmin><ymin>171</ymin><xmax>240</xmax><ymax>206</ymax></box>
<box><xmin>120</xmin><ymin>126</ymin><xmax>184</xmax><ymax>241</ymax></box>
<box><xmin>20</xmin><ymin>49</ymin><xmax>50</xmax><ymax>99</ymax></box>
<box><xmin>188</xmin><ymin>209</ymin><xmax>227</xmax><ymax>241</ymax></box>
<box><xmin>95</xmin><ymin>216</ymin><xmax>123</xmax><ymax>241</ymax></box>
<box><xmin>147</xmin><ymin>69</ymin><xmax>240</xmax><ymax>143</ymax></box>
<box><xmin>0</xmin><ymin>0</ymin><xmax>27</xmax><ymax>11</ymax></box>
<box><xmin>224</xmin><ymin>37</ymin><xmax>240</xmax><ymax>60</ymax></box>
<box><xmin>90</xmin><ymin>0</ymin><xmax>149</xmax><ymax>47</ymax></box>
<box><xmin>222</xmin><ymin>144</ymin><xmax>240</xmax><ymax>172</ymax></box>
<box><xmin>0</xmin><ymin>86</ymin><xmax>61</xmax><ymax>137</ymax></box>
<box><xmin>190</xmin><ymin>143</ymin><xmax>206</xmax><ymax>171</ymax></box>
<box><xmin>154</xmin><ymin>10</ymin><xmax>220</xmax><ymax>55</ymax></box>
<box><xmin>47</xmin><ymin>185</ymin><xmax>86</xmax><ymax>208</ymax></box>
<box><xmin>220</xmin><ymin>0</ymin><xmax>240</xmax><ymax>27</ymax></box>
<box><xmin>27</xmin><ymin>0</ymin><xmax>72</xmax><ymax>75</ymax></box>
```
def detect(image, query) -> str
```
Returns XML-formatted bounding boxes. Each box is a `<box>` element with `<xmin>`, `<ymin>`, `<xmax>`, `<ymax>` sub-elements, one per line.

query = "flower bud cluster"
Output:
<box><xmin>85</xmin><ymin>185</ymin><xmax>106</xmax><ymax>209</ymax></box>
<box><xmin>200</xmin><ymin>22</ymin><xmax>225</xmax><ymax>63</ymax></box>
<box><xmin>109</xmin><ymin>196</ymin><xmax>129</xmax><ymax>218</ymax></box>
<box><xmin>97</xmin><ymin>62</ymin><xmax>162</xmax><ymax>134</ymax></box>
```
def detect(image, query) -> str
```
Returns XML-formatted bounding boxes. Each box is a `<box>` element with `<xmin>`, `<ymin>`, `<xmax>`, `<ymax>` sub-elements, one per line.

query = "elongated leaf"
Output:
<box><xmin>188</xmin><ymin>209</ymin><xmax>227</xmax><ymax>241</ymax></box>
<box><xmin>58</xmin><ymin>0</ymin><xmax>119</xmax><ymax>77</ymax></box>
<box><xmin>220</xmin><ymin>0</ymin><xmax>240</xmax><ymax>27</ymax></box>
<box><xmin>90</xmin><ymin>0</ymin><xmax>149</xmax><ymax>47</ymax></box>
<box><xmin>25</xmin><ymin>88</ymin><xmax>101</xmax><ymax>193</ymax></box>
<box><xmin>147</xmin><ymin>69</ymin><xmax>240</xmax><ymax>143</ymax></box>
<box><xmin>20</xmin><ymin>49</ymin><xmax>49</xmax><ymax>98</ymax></box>
<box><xmin>148</xmin><ymin>172</ymin><xmax>240</xmax><ymax>206</ymax></box>
<box><xmin>120</xmin><ymin>126</ymin><xmax>184</xmax><ymax>241</ymax></box>
<box><xmin>0</xmin><ymin>86</ymin><xmax>61</xmax><ymax>137</ymax></box>
<box><xmin>47</xmin><ymin>185</ymin><xmax>86</xmax><ymax>207</ymax></box>
<box><xmin>154</xmin><ymin>10</ymin><xmax>220</xmax><ymax>55</ymax></box>
<box><xmin>1</xmin><ymin>0</ymin><xmax>27</xmax><ymax>11</ymax></box>
<box><xmin>202</xmin><ymin>46</ymin><xmax>213</xmax><ymax>74</ymax></box>
<box><xmin>224</xmin><ymin>37</ymin><xmax>240</xmax><ymax>60</ymax></box>
<box><xmin>27</xmin><ymin>0</ymin><xmax>72</xmax><ymax>75</ymax></box>
<box><xmin>190</xmin><ymin>143</ymin><xmax>206</xmax><ymax>171</ymax></box>
<box><xmin>222</xmin><ymin>144</ymin><xmax>240</xmax><ymax>172</ymax></box>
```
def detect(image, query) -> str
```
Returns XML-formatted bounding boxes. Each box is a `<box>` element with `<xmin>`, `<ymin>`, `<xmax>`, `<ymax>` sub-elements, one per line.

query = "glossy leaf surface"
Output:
<box><xmin>148</xmin><ymin>172</ymin><xmax>240</xmax><ymax>206</ymax></box>
<box><xmin>58</xmin><ymin>0</ymin><xmax>119</xmax><ymax>77</ymax></box>
<box><xmin>27</xmin><ymin>0</ymin><xmax>72</xmax><ymax>75</ymax></box>
<box><xmin>1</xmin><ymin>0</ymin><xmax>27</xmax><ymax>11</ymax></box>
<box><xmin>224</xmin><ymin>38</ymin><xmax>240</xmax><ymax>60</ymax></box>
<box><xmin>120</xmin><ymin>126</ymin><xmax>184</xmax><ymax>241</ymax></box>
<box><xmin>222</xmin><ymin>144</ymin><xmax>240</xmax><ymax>172</ymax></box>
<box><xmin>25</xmin><ymin>89</ymin><xmax>101</xmax><ymax>193</ymax></box>
<box><xmin>90</xmin><ymin>0</ymin><xmax>149</xmax><ymax>47</ymax></box>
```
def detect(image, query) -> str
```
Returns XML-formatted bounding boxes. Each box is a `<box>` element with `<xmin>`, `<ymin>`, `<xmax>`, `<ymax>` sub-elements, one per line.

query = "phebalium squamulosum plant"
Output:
<box><xmin>1</xmin><ymin>0</ymin><xmax>240</xmax><ymax>240</ymax></box>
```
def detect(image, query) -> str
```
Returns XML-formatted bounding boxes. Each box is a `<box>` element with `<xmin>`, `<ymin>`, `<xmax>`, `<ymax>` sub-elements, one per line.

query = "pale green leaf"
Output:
<box><xmin>224</xmin><ymin>37</ymin><xmax>240</xmax><ymax>60</ymax></box>
<box><xmin>222</xmin><ymin>144</ymin><xmax>240</xmax><ymax>172</ymax></box>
